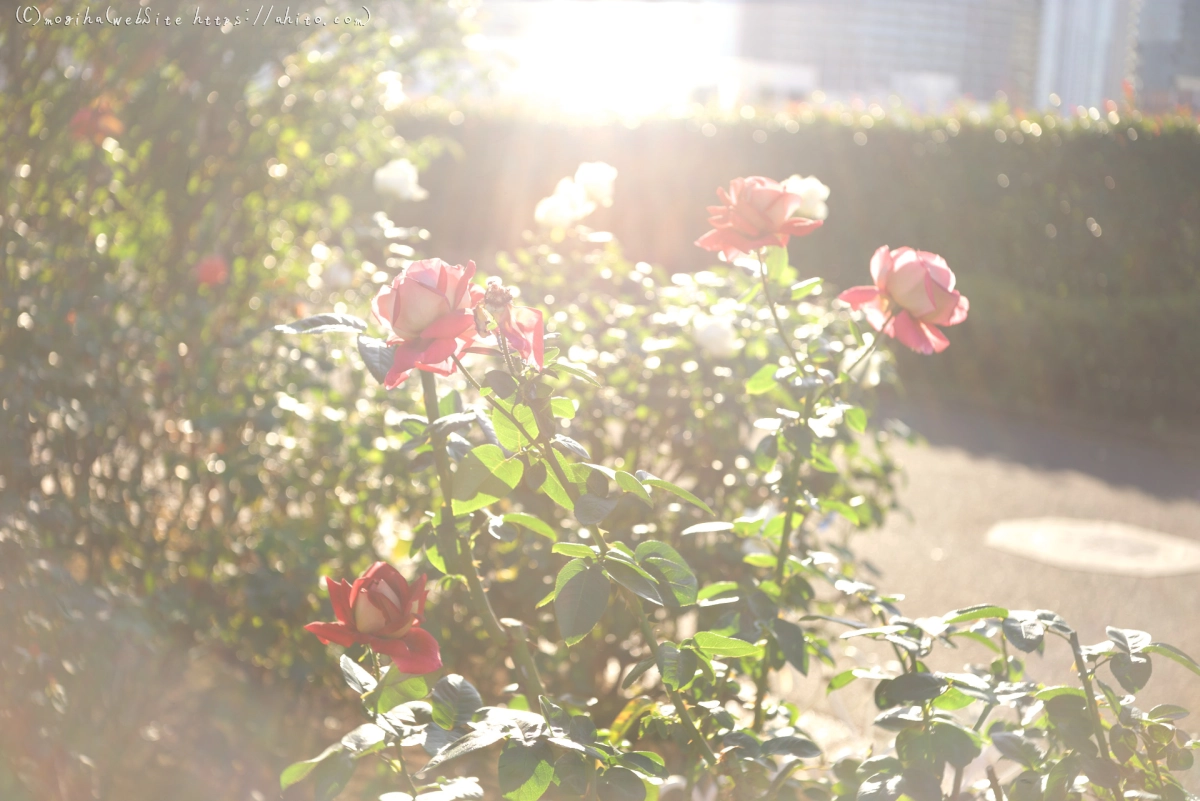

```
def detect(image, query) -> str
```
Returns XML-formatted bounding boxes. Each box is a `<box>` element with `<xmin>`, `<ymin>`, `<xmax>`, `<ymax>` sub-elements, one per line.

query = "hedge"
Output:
<box><xmin>397</xmin><ymin>104</ymin><xmax>1200</xmax><ymax>420</ymax></box>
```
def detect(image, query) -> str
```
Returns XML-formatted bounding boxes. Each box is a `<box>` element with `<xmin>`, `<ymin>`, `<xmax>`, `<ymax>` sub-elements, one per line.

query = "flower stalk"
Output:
<box><xmin>419</xmin><ymin>369</ymin><xmax>546</xmax><ymax>702</ymax></box>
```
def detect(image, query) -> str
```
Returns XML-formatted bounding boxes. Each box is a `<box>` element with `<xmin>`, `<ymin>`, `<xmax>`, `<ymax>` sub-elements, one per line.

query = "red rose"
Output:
<box><xmin>305</xmin><ymin>562</ymin><xmax>441</xmax><ymax>674</ymax></box>
<box><xmin>69</xmin><ymin>96</ymin><xmax>125</xmax><ymax>145</ymax></box>
<box><xmin>371</xmin><ymin>259</ymin><xmax>485</xmax><ymax>388</ymax></box>
<box><xmin>838</xmin><ymin>246</ymin><xmax>969</xmax><ymax>354</ymax></box>
<box><xmin>695</xmin><ymin>176</ymin><xmax>823</xmax><ymax>261</ymax></box>
<box><xmin>194</xmin><ymin>254</ymin><xmax>229</xmax><ymax>286</ymax></box>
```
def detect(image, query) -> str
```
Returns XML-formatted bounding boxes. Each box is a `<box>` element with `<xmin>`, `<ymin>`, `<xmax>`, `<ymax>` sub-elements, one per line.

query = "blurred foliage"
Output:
<box><xmin>0</xmin><ymin>5</ymin><xmax>475</xmax><ymax>798</ymax></box>
<box><xmin>393</xmin><ymin>102</ymin><xmax>1200</xmax><ymax>421</ymax></box>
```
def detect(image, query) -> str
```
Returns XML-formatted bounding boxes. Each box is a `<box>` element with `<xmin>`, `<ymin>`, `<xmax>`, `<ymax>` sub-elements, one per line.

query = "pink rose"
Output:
<box><xmin>838</xmin><ymin>247</ymin><xmax>969</xmax><ymax>354</ymax></box>
<box><xmin>371</xmin><ymin>259</ymin><xmax>485</xmax><ymax>388</ymax></box>
<box><xmin>305</xmin><ymin>562</ymin><xmax>442</xmax><ymax>674</ymax></box>
<box><xmin>695</xmin><ymin>176</ymin><xmax>823</xmax><ymax>261</ymax></box>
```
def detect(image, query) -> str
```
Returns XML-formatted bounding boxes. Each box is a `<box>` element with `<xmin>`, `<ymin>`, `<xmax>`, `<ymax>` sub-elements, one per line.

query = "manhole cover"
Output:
<box><xmin>985</xmin><ymin>517</ymin><xmax>1200</xmax><ymax>577</ymax></box>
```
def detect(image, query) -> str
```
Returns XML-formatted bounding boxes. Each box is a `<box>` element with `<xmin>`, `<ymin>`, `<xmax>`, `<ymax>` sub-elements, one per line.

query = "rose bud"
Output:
<box><xmin>838</xmin><ymin>246</ymin><xmax>969</xmax><ymax>354</ymax></box>
<box><xmin>695</xmin><ymin>176</ymin><xmax>823</xmax><ymax>261</ymax></box>
<box><xmin>305</xmin><ymin>562</ymin><xmax>442</xmax><ymax>674</ymax></box>
<box><xmin>371</xmin><ymin>258</ymin><xmax>486</xmax><ymax>388</ymax></box>
<box><xmin>481</xmin><ymin>278</ymin><xmax>544</xmax><ymax>369</ymax></box>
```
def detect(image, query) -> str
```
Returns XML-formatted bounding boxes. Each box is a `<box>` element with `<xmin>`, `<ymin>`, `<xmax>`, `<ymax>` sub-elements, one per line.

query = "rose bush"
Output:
<box><xmin>275</xmin><ymin>172</ymin><xmax>1200</xmax><ymax>801</ymax></box>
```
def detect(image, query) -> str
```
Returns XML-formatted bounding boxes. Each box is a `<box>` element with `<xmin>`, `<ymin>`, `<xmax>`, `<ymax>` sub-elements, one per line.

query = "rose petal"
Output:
<box><xmin>305</xmin><ymin>621</ymin><xmax>360</xmax><ymax>648</ymax></box>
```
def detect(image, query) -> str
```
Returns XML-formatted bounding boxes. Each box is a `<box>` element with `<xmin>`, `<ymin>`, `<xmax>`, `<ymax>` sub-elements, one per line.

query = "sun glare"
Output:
<box><xmin>482</xmin><ymin>1</ymin><xmax>739</xmax><ymax>118</ymax></box>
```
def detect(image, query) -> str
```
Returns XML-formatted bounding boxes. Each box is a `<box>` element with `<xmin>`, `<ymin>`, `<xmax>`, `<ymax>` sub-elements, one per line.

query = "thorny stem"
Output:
<box><xmin>757</xmin><ymin>249</ymin><xmax>805</xmax><ymax>369</ymax></box>
<box><xmin>419</xmin><ymin>369</ymin><xmax>546</xmax><ymax>703</ymax></box>
<box><xmin>754</xmin><ymin>461</ymin><xmax>805</xmax><ymax>731</ymax></box>
<box><xmin>620</xmin><ymin>587</ymin><xmax>717</xmax><ymax>767</ymax></box>
<box><xmin>1067</xmin><ymin>632</ymin><xmax>1115</xmax><ymax>762</ymax></box>
<box><xmin>450</xmin><ymin>352</ymin><xmax>569</xmax><ymax>496</ymax></box>
<box><xmin>986</xmin><ymin>765</ymin><xmax>1005</xmax><ymax>801</ymax></box>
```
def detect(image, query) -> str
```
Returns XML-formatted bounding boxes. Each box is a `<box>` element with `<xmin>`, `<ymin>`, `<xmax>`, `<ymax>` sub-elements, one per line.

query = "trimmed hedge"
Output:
<box><xmin>399</xmin><ymin>106</ymin><xmax>1200</xmax><ymax>420</ymax></box>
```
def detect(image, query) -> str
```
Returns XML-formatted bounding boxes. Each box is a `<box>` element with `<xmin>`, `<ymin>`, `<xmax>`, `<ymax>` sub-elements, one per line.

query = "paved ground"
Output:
<box><xmin>787</xmin><ymin>399</ymin><xmax>1200</xmax><ymax>788</ymax></box>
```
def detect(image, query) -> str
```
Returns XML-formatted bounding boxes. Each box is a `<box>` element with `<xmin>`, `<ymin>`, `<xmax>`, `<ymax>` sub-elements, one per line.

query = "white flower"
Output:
<box><xmin>573</xmin><ymin>161</ymin><xmax>618</xmax><ymax>208</ymax></box>
<box><xmin>781</xmin><ymin>174</ymin><xmax>830</xmax><ymax>221</ymax></box>
<box><xmin>377</xmin><ymin>71</ymin><xmax>406</xmax><ymax>111</ymax></box>
<box><xmin>534</xmin><ymin>177</ymin><xmax>596</xmax><ymax>228</ymax></box>
<box><xmin>373</xmin><ymin>158</ymin><xmax>428</xmax><ymax>201</ymax></box>
<box><xmin>692</xmin><ymin>313</ymin><xmax>740</xmax><ymax>358</ymax></box>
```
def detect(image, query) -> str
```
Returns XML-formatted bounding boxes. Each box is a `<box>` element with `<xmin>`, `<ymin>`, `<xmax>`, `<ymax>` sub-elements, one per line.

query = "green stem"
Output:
<box><xmin>757</xmin><ymin>249</ymin><xmax>805</xmax><ymax>369</ymax></box>
<box><xmin>419</xmin><ymin>369</ymin><xmax>546</xmax><ymax>703</ymax></box>
<box><xmin>620</xmin><ymin>588</ymin><xmax>716</xmax><ymax>767</ymax></box>
<box><xmin>1068</xmin><ymin>632</ymin><xmax>1114</xmax><ymax>761</ymax></box>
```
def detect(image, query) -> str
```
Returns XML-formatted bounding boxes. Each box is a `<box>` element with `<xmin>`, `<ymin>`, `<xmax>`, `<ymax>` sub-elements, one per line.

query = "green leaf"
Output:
<box><xmin>608</xmin><ymin>698</ymin><xmax>656</xmax><ymax>745</ymax></box>
<box><xmin>539</xmin><ymin>695</ymin><xmax>572</xmax><ymax>738</ymax></box>
<box><xmin>681</xmin><ymin>521</ymin><xmax>734</xmax><ymax>536</ymax></box>
<box><xmin>694</xmin><ymin>631</ymin><xmax>763</xmax><ymax>659</ymax></box>
<box><xmin>371</xmin><ymin>669</ymin><xmax>429</xmax><ymax>713</ymax></box>
<box><xmin>555</xmin><ymin>560</ymin><xmax>611</xmax><ymax>646</ymax></box>
<box><xmin>491</xmin><ymin>401</ymin><xmax>539</xmax><ymax>451</ymax></box>
<box><xmin>698</xmin><ymin>581</ymin><xmax>739</xmax><ymax>601</ymax></box>
<box><xmin>275</xmin><ymin>313</ymin><xmax>368</xmax><ymax>335</ymax></box>
<box><xmin>1144</xmin><ymin>642</ymin><xmax>1200</xmax><ymax>677</ymax></box>
<box><xmin>554</xmin><ymin>753</ymin><xmax>594</xmax><ymax>796</ymax></box>
<box><xmin>1002</xmin><ymin>616</ymin><xmax>1046</xmax><ymax>653</ymax></box>
<box><xmin>430</xmin><ymin>674</ymin><xmax>483</xmax><ymax>732</ymax></box>
<box><xmin>761</xmin><ymin>734</ymin><xmax>822</xmax><ymax>759</ymax></box>
<box><xmin>502</xmin><ymin>512</ymin><xmax>558</xmax><ymax>541</ymax></box>
<box><xmin>773</xmin><ymin>619</ymin><xmax>810</xmax><ymax>675</ymax></box>
<box><xmin>340</xmin><ymin>722</ymin><xmax>387</xmax><ymax>755</ymax></box>
<box><xmin>418</xmin><ymin>728</ymin><xmax>507</xmax><ymax>776</ymax></box>
<box><xmin>598</xmin><ymin>767</ymin><xmax>647</xmax><ymax>801</ymax></box>
<box><xmin>746</xmin><ymin>364</ymin><xmax>779</xmax><ymax>395</ymax></box>
<box><xmin>553</xmin><ymin>542</ymin><xmax>598</xmax><ymax>559</ymax></box>
<box><xmin>452</xmin><ymin>444</ymin><xmax>524</xmax><ymax>515</ymax></box>
<box><xmin>280</xmin><ymin>743</ymin><xmax>343</xmax><ymax>790</ymax></box>
<box><xmin>311</xmin><ymin>751</ymin><xmax>356</xmax><ymax>801</ymax></box>
<box><xmin>790</xmin><ymin>277</ymin><xmax>823</xmax><ymax>300</ymax></box>
<box><xmin>621</xmin><ymin>658</ymin><xmax>656</xmax><ymax>690</ymax></box>
<box><xmin>656</xmin><ymin>643</ymin><xmax>699</xmax><ymax>691</ymax></box>
<box><xmin>619</xmin><ymin>751</ymin><xmax>668</xmax><ymax>780</ymax></box>
<box><xmin>550</xmin><ymin>397</ymin><xmax>577</xmax><ymax>419</ymax></box>
<box><xmin>499</xmin><ymin>741</ymin><xmax>555</xmax><ymax>801</ymax></box>
<box><xmin>486</xmin><ymin>370</ymin><xmax>520</xmax><ymax>399</ymax></box>
<box><xmin>340</xmin><ymin>654</ymin><xmax>377</xmax><ymax>695</ymax></box>
<box><xmin>604</xmin><ymin>559</ymin><xmax>664</xmax><ymax>606</ymax></box>
<box><xmin>943</xmin><ymin>604</ymin><xmax>1009</xmax><ymax>625</ymax></box>
<box><xmin>637</xmin><ymin>475</ymin><xmax>713</xmax><ymax>514</ymax></box>
<box><xmin>1148</xmin><ymin>704</ymin><xmax>1189</xmax><ymax>721</ymax></box>
<box><xmin>357</xmin><ymin>335</ymin><xmax>397</xmax><ymax>385</ymax></box>
<box><xmin>575</xmin><ymin>493</ymin><xmax>619</xmax><ymax>525</ymax></box>
<box><xmin>534</xmin><ymin>455</ymin><xmax>575</xmax><ymax>512</ymax></box>
<box><xmin>991</xmin><ymin>732</ymin><xmax>1045</xmax><ymax>768</ymax></box>
<box><xmin>1110</xmin><ymin>652</ymin><xmax>1152</xmax><ymax>693</ymax></box>
<box><xmin>875</xmin><ymin>672</ymin><xmax>947</xmax><ymax>708</ymax></box>
<box><xmin>844</xmin><ymin>406</ymin><xmax>867</xmax><ymax>433</ymax></box>
<box><xmin>554</xmin><ymin>360</ymin><xmax>601</xmax><ymax>386</ymax></box>
<box><xmin>1033</xmin><ymin>686</ymin><xmax>1086</xmax><ymax>701</ymax></box>
<box><xmin>635</xmin><ymin>541</ymin><xmax>699</xmax><ymax>607</ymax></box>
<box><xmin>615</xmin><ymin>471</ymin><xmax>652</xmax><ymax>505</ymax></box>
<box><xmin>930</xmin><ymin>721</ymin><xmax>982</xmax><ymax>768</ymax></box>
